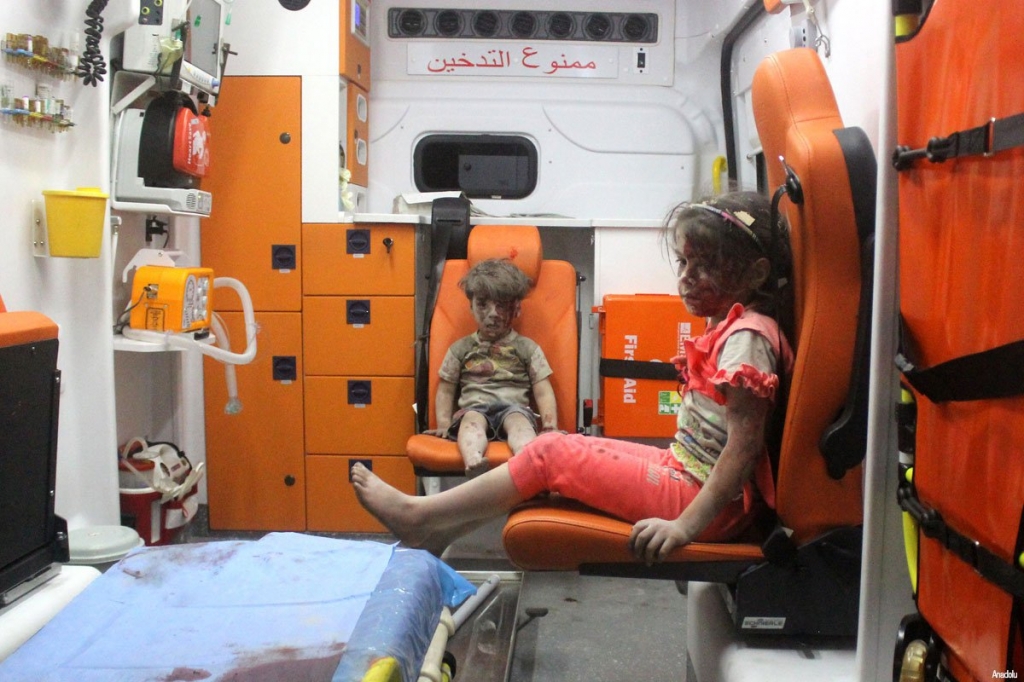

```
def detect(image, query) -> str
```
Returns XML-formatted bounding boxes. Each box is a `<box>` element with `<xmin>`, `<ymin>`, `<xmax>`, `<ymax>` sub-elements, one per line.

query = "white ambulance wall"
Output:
<box><xmin>369</xmin><ymin>81</ymin><xmax>705</xmax><ymax>221</ymax></box>
<box><xmin>367</xmin><ymin>0</ymin><xmax>726</xmax><ymax>222</ymax></box>
<box><xmin>223</xmin><ymin>1</ymin><xmax>340</xmax><ymax>77</ymax></box>
<box><xmin>0</xmin><ymin>1</ymin><xmax>125</xmax><ymax>529</ymax></box>
<box><xmin>0</xmin><ymin>1</ymin><xmax>209</xmax><ymax>530</ymax></box>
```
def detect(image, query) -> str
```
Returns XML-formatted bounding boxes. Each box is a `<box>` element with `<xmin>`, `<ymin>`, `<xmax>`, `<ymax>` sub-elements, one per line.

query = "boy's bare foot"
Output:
<box><xmin>464</xmin><ymin>456</ymin><xmax>489</xmax><ymax>479</ymax></box>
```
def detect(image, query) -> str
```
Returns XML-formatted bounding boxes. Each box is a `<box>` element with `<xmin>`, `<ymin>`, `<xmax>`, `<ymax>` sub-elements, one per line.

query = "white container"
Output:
<box><xmin>67</xmin><ymin>526</ymin><xmax>143</xmax><ymax>572</ymax></box>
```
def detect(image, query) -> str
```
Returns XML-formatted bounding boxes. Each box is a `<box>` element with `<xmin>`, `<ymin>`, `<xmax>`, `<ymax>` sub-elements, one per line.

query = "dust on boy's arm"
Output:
<box><xmin>532</xmin><ymin>377</ymin><xmax>557</xmax><ymax>432</ymax></box>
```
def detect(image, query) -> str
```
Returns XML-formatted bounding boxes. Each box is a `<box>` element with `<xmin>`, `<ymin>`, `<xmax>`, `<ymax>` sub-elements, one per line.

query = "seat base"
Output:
<box><xmin>687</xmin><ymin>581</ymin><xmax>857</xmax><ymax>682</ymax></box>
<box><xmin>502</xmin><ymin>498</ymin><xmax>766</xmax><ymax>575</ymax></box>
<box><xmin>408</xmin><ymin>434</ymin><xmax>512</xmax><ymax>476</ymax></box>
<box><xmin>503</xmin><ymin>500</ymin><xmax>862</xmax><ymax>637</ymax></box>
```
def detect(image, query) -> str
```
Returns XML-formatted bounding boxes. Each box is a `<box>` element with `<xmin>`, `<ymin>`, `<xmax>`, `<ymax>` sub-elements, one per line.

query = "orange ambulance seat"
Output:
<box><xmin>405</xmin><ymin>224</ymin><xmax>579</xmax><ymax>474</ymax></box>
<box><xmin>0</xmin><ymin>294</ymin><xmax>59</xmax><ymax>347</ymax></box>
<box><xmin>503</xmin><ymin>48</ymin><xmax>868</xmax><ymax>588</ymax></box>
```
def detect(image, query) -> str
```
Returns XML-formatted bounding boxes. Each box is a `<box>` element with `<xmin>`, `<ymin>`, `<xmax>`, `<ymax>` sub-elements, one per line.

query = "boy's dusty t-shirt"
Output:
<box><xmin>439</xmin><ymin>329</ymin><xmax>553</xmax><ymax>409</ymax></box>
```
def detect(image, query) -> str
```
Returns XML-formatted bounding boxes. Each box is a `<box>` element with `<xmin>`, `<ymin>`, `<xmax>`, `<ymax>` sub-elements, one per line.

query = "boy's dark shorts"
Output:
<box><xmin>446</xmin><ymin>402</ymin><xmax>538</xmax><ymax>441</ymax></box>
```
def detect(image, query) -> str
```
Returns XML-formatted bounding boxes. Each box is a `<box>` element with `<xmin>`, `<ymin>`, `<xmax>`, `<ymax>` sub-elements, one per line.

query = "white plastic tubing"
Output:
<box><xmin>122</xmin><ymin>277</ymin><xmax>257</xmax><ymax>364</ymax></box>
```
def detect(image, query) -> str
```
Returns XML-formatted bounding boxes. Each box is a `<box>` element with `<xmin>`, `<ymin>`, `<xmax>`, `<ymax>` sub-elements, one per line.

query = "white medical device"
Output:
<box><xmin>120</xmin><ymin>0</ymin><xmax>227</xmax><ymax>96</ymax></box>
<box><xmin>121</xmin><ymin>249</ymin><xmax>258</xmax><ymax>414</ymax></box>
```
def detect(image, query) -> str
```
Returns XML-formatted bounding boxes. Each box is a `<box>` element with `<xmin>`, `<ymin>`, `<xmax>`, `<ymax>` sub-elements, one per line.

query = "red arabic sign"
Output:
<box><xmin>407</xmin><ymin>42</ymin><xmax>619</xmax><ymax>78</ymax></box>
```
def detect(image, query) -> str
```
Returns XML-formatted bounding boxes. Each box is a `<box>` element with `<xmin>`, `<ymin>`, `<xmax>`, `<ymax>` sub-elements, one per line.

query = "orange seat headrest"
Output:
<box><xmin>467</xmin><ymin>224</ymin><xmax>543</xmax><ymax>284</ymax></box>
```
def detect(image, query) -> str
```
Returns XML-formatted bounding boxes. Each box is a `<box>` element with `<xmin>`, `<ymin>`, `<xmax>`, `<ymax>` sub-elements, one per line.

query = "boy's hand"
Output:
<box><xmin>422</xmin><ymin>427</ymin><xmax>449</xmax><ymax>437</ymax></box>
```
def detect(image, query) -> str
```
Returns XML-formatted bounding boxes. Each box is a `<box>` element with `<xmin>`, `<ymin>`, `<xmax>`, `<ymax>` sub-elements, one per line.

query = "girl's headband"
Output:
<box><xmin>689</xmin><ymin>203</ymin><xmax>764</xmax><ymax>252</ymax></box>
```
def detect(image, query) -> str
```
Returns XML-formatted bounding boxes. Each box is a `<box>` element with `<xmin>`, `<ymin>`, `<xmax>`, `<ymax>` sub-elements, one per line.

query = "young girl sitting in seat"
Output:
<box><xmin>352</xmin><ymin>191</ymin><xmax>794</xmax><ymax>563</ymax></box>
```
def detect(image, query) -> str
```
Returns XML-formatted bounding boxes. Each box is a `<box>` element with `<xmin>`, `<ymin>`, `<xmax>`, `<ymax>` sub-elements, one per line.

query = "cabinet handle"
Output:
<box><xmin>279</xmin><ymin>132</ymin><xmax>292</xmax><ymax>144</ymax></box>
<box><xmin>383</xmin><ymin>237</ymin><xmax>394</xmax><ymax>254</ymax></box>
<box><xmin>284</xmin><ymin>475</ymin><xmax>296</xmax><ymax>486</ymax></box>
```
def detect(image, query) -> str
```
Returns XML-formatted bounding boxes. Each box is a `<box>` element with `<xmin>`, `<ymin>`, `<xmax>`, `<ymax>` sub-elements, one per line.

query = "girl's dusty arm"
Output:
<box><xmin>424</xmin><ymin>379</ymin><xmax>457</xmax><ymax>436</ymax></box>
<box><xmin>628</xmin><ymin>384</ymin><xmax>770</xmax><ymax>564</ymax></box>
<box><xmin>532</xmin><ymin>377</ymin><xmax>558</xmax><ymax>432</ymax></box>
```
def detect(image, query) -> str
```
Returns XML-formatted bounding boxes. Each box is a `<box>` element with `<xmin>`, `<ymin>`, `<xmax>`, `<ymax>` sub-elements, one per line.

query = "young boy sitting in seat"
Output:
<box><xmin>425</xmin><ymin>258</ymin><xmax>558</xmax><ymax>477</ymax></box>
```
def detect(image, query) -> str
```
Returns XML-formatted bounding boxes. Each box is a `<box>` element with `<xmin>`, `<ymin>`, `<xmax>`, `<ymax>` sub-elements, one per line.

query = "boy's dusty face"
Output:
<box><xmin>471</xmin><ymin>296</ymin><xmax>518</xmax><ymax>342</ymax></box>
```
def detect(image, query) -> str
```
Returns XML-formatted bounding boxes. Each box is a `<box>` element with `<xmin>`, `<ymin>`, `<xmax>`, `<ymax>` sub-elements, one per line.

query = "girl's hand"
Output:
<box><xmin>628</xmin><ymin>517</ymin><xmax>693</xmax><ymax>565</ymax></box>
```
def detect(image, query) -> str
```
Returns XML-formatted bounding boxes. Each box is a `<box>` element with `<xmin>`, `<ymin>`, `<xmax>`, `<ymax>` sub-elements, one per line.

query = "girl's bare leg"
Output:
<box><xmin>503</xmin><ymin>412</ymin><xmax>538</xmax><ymax>455</ymax></box>
<box><xmin>351</xmin><ymin>462</ymin><xmax>525</xmax><ymax>553</ymax></box>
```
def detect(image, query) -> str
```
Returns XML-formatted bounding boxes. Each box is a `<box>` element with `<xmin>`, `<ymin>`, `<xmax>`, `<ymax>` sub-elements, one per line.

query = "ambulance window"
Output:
<box><xmin>414</xmin><ymin>134</ymin><xmax>538</xmax><ymax>199</ymax></box>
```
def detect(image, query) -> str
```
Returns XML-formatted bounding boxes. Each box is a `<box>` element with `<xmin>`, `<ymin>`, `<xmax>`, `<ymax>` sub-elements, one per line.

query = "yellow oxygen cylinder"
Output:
<box><xmin>897</xmin><ymin>386</ymin><xmax>919</xmax><ymax>593</ymax></box>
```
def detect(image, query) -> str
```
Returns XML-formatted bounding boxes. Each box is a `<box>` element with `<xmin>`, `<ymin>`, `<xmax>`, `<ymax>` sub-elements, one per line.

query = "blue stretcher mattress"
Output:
<box><xmin>0</xmin><ymin>533</ymin><xmax>474</xmax><ymax>682</ymax></box>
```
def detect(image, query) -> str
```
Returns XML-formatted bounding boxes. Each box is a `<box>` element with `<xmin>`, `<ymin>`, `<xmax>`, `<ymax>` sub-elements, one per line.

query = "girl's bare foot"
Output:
<box><xmin>354</xmin><ymin>462</ymin><xmax>462</xmax><ymax>552</ymax></box>
<box><xmin>351</xmin><ymin>463</ymin><xmax>427</xmax><ymax>546</ymax></box>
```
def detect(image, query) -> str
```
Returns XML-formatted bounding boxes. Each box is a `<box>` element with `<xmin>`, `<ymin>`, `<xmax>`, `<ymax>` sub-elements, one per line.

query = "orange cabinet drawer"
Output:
<box><xmin>305</xmin><ymin>376</ymin><xmax>415</xmax><ymax>454</ymax></box>
<box><xmin>204</xmin><ymin>311</ymin><xmax>305</xmax><ymax>531</ymax></box>
<box><xmin>303</xmin><ymin>224</ymin><xmax>415</xmax><ymax>296</ymax></box>
<box><xmin>303</xmin><ymin>295</ymin><xmax>415</xmax><ymax>376</ymax></box>
<box><xmin>306</xmin><ymin>455</ymin><xmax>416</xmax><ymax>533</ymax></box>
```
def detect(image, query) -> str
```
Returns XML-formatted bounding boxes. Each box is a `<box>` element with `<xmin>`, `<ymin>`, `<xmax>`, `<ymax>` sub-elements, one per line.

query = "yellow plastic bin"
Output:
<box><xmin>42</xmin><ymin>187</ymin><xmax>108</xmax><ymax>258</ymax></box>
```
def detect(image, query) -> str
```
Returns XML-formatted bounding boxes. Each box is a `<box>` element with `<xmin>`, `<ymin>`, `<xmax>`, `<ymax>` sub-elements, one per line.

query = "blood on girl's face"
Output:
<box><xmin>674</xmin><ymin>240</ymin><xmax>735</xmax><ymax>323</ymax></box>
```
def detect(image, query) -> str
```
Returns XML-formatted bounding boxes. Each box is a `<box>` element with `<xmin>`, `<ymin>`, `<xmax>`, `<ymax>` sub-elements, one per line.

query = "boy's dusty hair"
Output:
<box><xmin>459</xmin><ymin>258</ymin><xmax>533</xmax><ymax>302</ymax></box>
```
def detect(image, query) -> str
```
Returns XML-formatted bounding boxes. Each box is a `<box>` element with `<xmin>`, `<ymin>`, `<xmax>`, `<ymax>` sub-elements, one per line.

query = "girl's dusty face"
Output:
<box><xmin>471</xmin><ymin>296</ymin><xmax>518</xmax><ymax>341</ymax></box>
<box><xmin>674</xmin><ymin>239</ymin><xmax>738</xmax><ymax>323</ymax></box>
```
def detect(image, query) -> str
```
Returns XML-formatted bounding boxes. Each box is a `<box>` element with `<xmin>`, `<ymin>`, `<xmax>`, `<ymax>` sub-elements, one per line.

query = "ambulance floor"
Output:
<box><xmin>179</xmin><ymin>506</ymin><xmax>693</xmax><ymax>682</ymax></box>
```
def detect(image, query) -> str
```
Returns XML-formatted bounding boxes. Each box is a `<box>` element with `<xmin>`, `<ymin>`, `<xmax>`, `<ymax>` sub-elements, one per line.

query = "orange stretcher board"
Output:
<box><xmin>894</xmin><ymin>1</ymin><xmax>1024</xmax><ymax>679</ymax></box>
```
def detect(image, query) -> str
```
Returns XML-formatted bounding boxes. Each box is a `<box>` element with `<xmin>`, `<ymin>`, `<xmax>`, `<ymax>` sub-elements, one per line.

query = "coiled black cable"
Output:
<box><xmin>78</xmin><ymin>0</ymin><xmax>109</xmax><ymax>86</ymax></box>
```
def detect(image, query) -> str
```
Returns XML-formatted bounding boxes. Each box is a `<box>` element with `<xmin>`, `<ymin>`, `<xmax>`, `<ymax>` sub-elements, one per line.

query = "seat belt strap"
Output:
<box><xmin>896</xmin><ymin>317</ymin><xmax>1024</xmax><ymax>403</ymax></box>
<box><xmin>415</xmin><ymin>197</ymin><xmax>471</xmax><ymax>433</ymax></box>
<box><xmin>893</xmin><ymin>111</ymin><xmax>1024</xmax><ymax>169</ymax></box>
<box><xmin>598</xmin><ymin>358</ymin><xmax>680</xmax><ymax>382</ymax></box>
<box><xmin>898</xmin><ymin>486</ymin><xmax>1024</xmax><ymax>601</ymax></box>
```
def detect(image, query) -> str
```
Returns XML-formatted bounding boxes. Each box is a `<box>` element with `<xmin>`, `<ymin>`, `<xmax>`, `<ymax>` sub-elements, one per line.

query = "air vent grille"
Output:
<box><xmin>388</xmin><ymin>8</ymin><xmax>658</xmax><ymax>43</ymax></box>
<box><xmin>510</xmin><ymin>11</ymin><xmax>536</xmax><ymax>38</ymax></box>
<box><xmin>397</xmin><ymin>9</ymin><xmax>427</xmax><ymax>36</ymax></box>
<box><xmin>473</xmin><ymin>10</ymin><xmax>500</xmax><ymax>37</ymax></box>
<box><xmin>547</xmin><ymin>13</ymin><xmax>574</xmax><ymax>39</ymax></box>
<box><xmin>584</xmin><ymin>14</ymin><xmax>612</xmax><ymax>40</ymax></box>
<box><xmin>435</xmin><ymin>9</ymin><xmax>462</xmax><ymax>36</ymax></box>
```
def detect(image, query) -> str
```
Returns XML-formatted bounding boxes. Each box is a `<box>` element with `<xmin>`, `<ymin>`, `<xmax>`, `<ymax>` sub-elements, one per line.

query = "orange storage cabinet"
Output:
<box><xmin>302</xmin><ymin>223</ymin><xmax>415</xmax><ymax>296</ymax></box>
<box><xmin>201</xmin><ymin>76</ymin><xmax>302</xmax><ymax>312</ymax></box>
<box><xmin>340</xmin><ymin>0</ymin><xmax>371</xmax><ymax>90</ymax></box>
<box><xmin>204</xmin><ymin>311</ymin><xmax>306</xmax><ymax>531</ymax></box>
<box><xmin>306</xmin><ymin>455</ymin><xmax>416</xmax><ymax>533</ymax></box>
<box><xmin>304</xmin><ymin>376</ymin><xmax>415</xmax><ymax>455</ymax></box>
<box><xmin>597</xmin><ymin>294</ymin><xmax>706</xmax><ymax>438</ymax></box>
<box><xmin>303</xmin><ymin>296</ymin><xmax>415</xmax><ymax>376</ymax></box>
